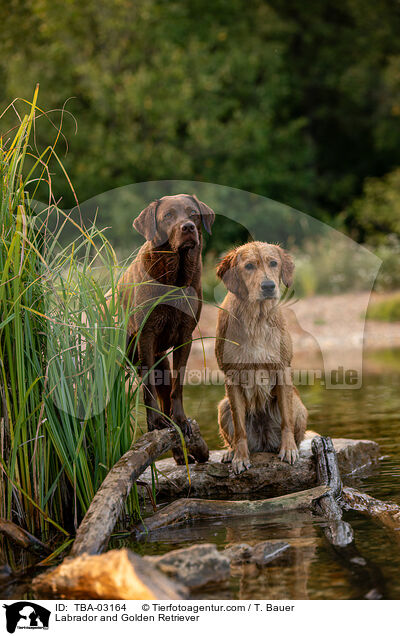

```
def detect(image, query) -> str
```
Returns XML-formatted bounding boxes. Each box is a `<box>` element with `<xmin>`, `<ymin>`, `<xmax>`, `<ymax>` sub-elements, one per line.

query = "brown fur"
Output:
<box><xmin>112</xmin><ymin>194</ymin><xmax>214</xmax><ymax>462</ymax></box>
<box><xmin>215</xmin><ymin>241</ymin><xmax>307</xmax><ymax>474</ymax></box>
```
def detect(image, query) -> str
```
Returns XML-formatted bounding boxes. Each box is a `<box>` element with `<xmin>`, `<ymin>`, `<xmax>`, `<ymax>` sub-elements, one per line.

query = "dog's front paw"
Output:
<box><xmin>221</xmin><ymin>449</ymin><xmax>234</xmax><ymax>463</ymax></box>
<box><xmin>173</xmin><ymin>415</ymin><xmax>192</xmax><ymax>438</ymax></box>
<box><xmin>278</xmin><ymin>443</ymin><xmax>299</xmax><ymax>465</ymax></box>
<box><xmin>148</xmin><ymin>414</ymin><xmax>172</xmax><ymax>432</ymax></box>
<box><xmin>232</xmin><ymin>456</ymin><xmax>251</xmax><ymax>475</ymax></box>
<box><xmin>172</xmin><ymin>447</ymin><xmax>196</xmax><ymax>465</ymax></box>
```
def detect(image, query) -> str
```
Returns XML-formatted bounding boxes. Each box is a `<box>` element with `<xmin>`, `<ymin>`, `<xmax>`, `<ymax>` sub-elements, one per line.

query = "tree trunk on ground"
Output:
<box><xmin>132</xmin><ymin>485</ymin><xmax>330</xmax><ymax>536</ymax></box>
<box><xmin>0</xmin><ymin>519</ymin><xmax>51</xmax><ymax>556</ymax></box>
<box><xmin>312</xmin><ymin>437</ymin><xmax>384</xmax><ymax>598</ymax></box>
<box><xmin>71</xmin><ymin>421</ymin><xmax>208</xmax><ymax>557</ymax></box>
<box><xmin>342</xmin><ymin>486</ymin><xmax>400</xmax><ymax>543</ymax></box>
<box><xmin>138</xmin><ymin>437</ymin><xmax>380</xmax><ymax>501</ymax></box>
<box><xmin>311</xmin><ymin>436</ymin><xmax>354</xmax><ymax>547</ymax></box>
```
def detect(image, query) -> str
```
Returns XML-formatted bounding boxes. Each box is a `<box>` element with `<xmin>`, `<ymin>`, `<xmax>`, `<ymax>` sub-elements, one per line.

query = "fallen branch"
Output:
<box><xmin>71</xmin><ymin>428</ymin><xmax>178</xmax><ymax>556</ymax></box>
<box><xmin>312</xmin><ymin>437</ymin><xmax>384</xmax><ymax>598</ymax></box>
<box><xmin>342</xmin><ymin>486</ymin><xmax>400</xmax><ymax>541</ymax></box>
<box><xmin>132</xmin><ymin>485</ymin><xmax>330</xmax><ymax>536</ymax></box>
<box><xmin>71</xmin><ymin>421</ymin><xmax>209</xmax><ymax>557</ymax></box>
<box><xmin>311</xmin><ymin>436</ymin><xmax>353</xmax><ymax>546</ymax></box>
<box><xmin>0</xmin><ymin>519</ymin><xmax>51</xmax><ymax>556</ymax></box>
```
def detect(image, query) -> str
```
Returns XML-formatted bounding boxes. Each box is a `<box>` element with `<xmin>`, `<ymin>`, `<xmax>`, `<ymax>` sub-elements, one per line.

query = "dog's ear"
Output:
<box><xmin>191</xmin><ymin>194</ymin><xmax>215</xmax><ymax>235</ymax></box>
<box><xmin>216</xmin><ymin>249</ymin><xmax>243</xmax><ymax>295</ymax></box>
<box><xmin>277</xmin><ymin>247</ymin><xmax>294</xmax><ymax>288</ymax></box>
<box><xmin>133</xmin><ymin>200</ymin><xmax>159</xmax><ymax>241</ymax></box>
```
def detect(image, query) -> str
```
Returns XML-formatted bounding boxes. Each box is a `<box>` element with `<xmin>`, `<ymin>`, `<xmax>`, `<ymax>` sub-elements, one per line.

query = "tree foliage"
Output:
<box><xmin>1</xmin><ymin>0</ymin><xmax>400</xmax><ymax>251</ymax></box>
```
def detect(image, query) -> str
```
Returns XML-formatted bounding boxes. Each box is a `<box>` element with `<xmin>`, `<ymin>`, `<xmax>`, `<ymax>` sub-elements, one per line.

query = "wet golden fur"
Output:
<box><xmin>215</xmin><ymin>241</ymin><xmax>307</xmax><ymax>474</ymax></box>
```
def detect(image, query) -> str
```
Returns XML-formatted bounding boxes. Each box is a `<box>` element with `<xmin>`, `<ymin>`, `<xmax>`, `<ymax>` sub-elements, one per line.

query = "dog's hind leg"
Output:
<box><xmin>154</xmin><ymin>354</ymin><xmax>172</xmax><ymax>417</ymax></box>
<box><xmin>218</xmin><ymin>396</ymin><xmax>234</xmax><ymax>462</ymax></box>
<box><xmin>218</xmin><ymin>391</ymin><xmax>251</xmax><ymax>474</ymax></box>
<box><xmin>293</xmin><ymin>386</ymin><xmax>307</xmax><ymax>446</ymax></box>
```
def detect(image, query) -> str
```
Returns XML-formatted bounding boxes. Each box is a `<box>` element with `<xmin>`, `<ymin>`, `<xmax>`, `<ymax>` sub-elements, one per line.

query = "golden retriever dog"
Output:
<box><xmin>215</xmin><ymin>241</ymin><xmax>307</xmax><ymax>474</ymax></box>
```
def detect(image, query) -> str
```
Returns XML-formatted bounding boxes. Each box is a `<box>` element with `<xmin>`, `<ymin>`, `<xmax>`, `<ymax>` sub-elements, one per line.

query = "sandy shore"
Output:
<box><xmin>187</xmin><ymin>291</ymin><xmax>400</xmax><ymax>375</ymax></box>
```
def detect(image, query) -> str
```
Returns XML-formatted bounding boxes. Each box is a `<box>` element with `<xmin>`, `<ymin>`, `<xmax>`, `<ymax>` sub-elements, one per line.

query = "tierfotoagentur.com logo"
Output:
<box><xmin>3</xmin><ymin>603</ymin><xmax>50</xmax><ymax>634</ymax></box>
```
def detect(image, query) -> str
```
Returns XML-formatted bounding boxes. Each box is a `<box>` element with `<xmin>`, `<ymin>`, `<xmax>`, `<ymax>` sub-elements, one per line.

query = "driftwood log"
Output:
<box><xmin>139</xmin><ymin>436</ymin><xmax>380</xmax><ymax>500</ymax></box>
<box><xmin>311</xmin><ymin>436</ymin><xmax>354</xmax><ymax>547</ymax></box>
<box><xmin>132</xmin><ymin>486</ymin><xmax>330</xmax><ymax>536</ymax></box>
<box><xmin>342</xmin><ymin>486</ymin><xmax>400</xmax><ymax>543</ymax></box>
<box><xmin>71</xmin><ymin>421</ymin><xmax>208</xmax><ymax>557</ymax></box>
<box><xmin>32</xmin><ymin>430</ymin><xmax>389</xmax><ymax>600</ymax></box>
<box><xmin>311</xmin><ymin>437</ymin><xmax>384</xmax><ymax>599</ymax></box>
<box><xmin>0</xmin><ymin>519</ymin><xmax>51</xmax><ymax>556</ymax></box>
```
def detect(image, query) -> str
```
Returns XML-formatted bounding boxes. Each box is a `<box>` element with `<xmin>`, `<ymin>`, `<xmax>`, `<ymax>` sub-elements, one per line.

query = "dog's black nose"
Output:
<box><xmin>261</xmin><ymin>280</ymin><xmax>276</xmax><ymax>293</ymax></box>
<box><xmin>181</xmin><ymin>221</ymin><xmax>196</xmax><ymax>233</ymax></box>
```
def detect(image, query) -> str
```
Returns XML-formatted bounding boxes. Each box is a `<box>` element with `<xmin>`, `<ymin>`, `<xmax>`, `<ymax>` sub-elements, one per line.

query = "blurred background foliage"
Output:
<box><xmin>1</xmin><ymin>0</ymin><xmax>400</xmax><ymax>285</ymax></box>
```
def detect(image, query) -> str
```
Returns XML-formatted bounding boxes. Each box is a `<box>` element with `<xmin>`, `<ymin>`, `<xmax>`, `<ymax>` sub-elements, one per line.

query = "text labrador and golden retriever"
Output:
<box><xmin>114</xmin><ymin>194</ymin><xmax>214</xmax><ymax>461</ymax></box>
<box><xmin>215</xmin><ymin>241</ymin><xmax>307</xmax><ymax>474</ymax></box>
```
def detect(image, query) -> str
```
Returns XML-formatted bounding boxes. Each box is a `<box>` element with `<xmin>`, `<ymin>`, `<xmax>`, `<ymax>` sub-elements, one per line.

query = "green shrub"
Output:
<box><xmin>367</xmin><ymin>294</ymin><xmax>400</xmax><ymax>322</ymax></box>
<box><xmin>346</xmin><ymin>168</ymin><xmax>400</xmax><ymax>245</ymax></box>
<box><xmin>293</xmin><ymin>235</ymin><xmax>380</xmax><ymax>297</ymax></box>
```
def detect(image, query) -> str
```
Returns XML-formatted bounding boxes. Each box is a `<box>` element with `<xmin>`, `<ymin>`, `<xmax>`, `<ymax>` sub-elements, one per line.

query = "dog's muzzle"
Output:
<box><xmin>260</xmin><ymin>279</ymin><xmax>276</xmax><ymax>298</ymax></box>
<box><xmin>179</xmin><ymin>221</ymin><xmax>199</xmax><ymax>248</ymax></box>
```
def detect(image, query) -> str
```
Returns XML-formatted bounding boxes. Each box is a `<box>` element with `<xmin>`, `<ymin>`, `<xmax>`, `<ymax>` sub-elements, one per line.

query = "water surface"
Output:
<box><xmin>118</xmin><ymin>354</ymin><xmax>400</xmax><ymax>600</ymax></box>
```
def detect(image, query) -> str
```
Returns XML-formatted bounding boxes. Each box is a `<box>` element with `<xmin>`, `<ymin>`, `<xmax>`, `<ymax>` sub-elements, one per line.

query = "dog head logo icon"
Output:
<box><xmin>3</xmin><ymin>602</ymin><xmax>50</xmax><ymax>633</ymax></box>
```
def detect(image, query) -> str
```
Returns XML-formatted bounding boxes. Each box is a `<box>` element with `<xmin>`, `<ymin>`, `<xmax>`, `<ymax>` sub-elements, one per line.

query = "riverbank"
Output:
<box><xmin>188</xmin><ymin>291</ymin><xmax>400</xmax><ymax>374</ymax></box>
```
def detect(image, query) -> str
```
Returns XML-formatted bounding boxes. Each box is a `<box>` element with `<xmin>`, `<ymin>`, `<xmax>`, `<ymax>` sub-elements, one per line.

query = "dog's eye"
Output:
<box><xmin>164</xmin><ymin>211</ymin><xmax>172</xmax><ymax>220</ymax></box>
<box><xmin>189</xmin><ymin>210</ymin><xmax>198</xmax><ymax>218</ymax></box>
<box><xmin>245</xmin><ymin>262</ymin><xmax>255</xmax><ymax>270</ymax></box>
<box><xmin>270</xmin><ymin>260</ymin><xmax>278</xmax><ymax>268</ymax></box>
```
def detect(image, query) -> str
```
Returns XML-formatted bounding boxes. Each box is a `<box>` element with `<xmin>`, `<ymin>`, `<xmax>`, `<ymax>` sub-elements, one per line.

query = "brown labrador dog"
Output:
<box><xmin>114</xmin><ymin>194</ymin><xmax>214</xmax><ymax>459</ymax></box>
<box><xmin>215</xmin><ymin>241</ymin><xmax>307</xmax><ymax>474</ymax></box>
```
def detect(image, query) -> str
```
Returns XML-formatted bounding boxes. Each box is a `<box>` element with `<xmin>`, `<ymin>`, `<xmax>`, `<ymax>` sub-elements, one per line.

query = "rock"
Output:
<box><xmin>224</xmin><ymin>543</ymin><xmax>254</xmax><ymax>564</ymax></box>
<box><xmin>145</xmin><ymin>541</ymin><xmax>290</xmax><ymax>590</ymax></box>
<box><xmin>331</xmin><ymin>438</ymin><xmax>381</xmax><ymax>476</ymax></box>
<box><xmin>251</xmin><ymin>541</ymin><xmax>290</xmax><ymax>565</ymax></box>
<box><xmin>140</xmin><ymin>435</ymin><xmax>380</xmax><ymax>500</ymax></box>
<box><xmin>146</xmin><ymin>544</ymin><xmax>230</xmax><ymax>589</ymax></box>
<box><xmin>33</xmin><ymin>548</ymin><xmax>187</xmax><ymax>600</ymax></box>
<box><xmin>224</xmin><ymin>541</ymin><xmax>290</xmax><ymax>565</ymax></box>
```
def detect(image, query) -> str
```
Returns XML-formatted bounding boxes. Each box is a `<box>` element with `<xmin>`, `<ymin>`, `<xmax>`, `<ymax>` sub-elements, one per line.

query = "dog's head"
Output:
<box><xmin>216</xmin><ymin>241</ymin><xmax>294</xmax><ymax>303</ymax></box>
<box><xmin>133</xmin><ymin>194</ymin><xmax>215</xmax><ymax>251</ymax></box>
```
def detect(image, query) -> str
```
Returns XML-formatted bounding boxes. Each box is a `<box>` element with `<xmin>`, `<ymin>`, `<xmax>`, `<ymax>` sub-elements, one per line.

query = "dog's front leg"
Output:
<box><xmin>170</xmin><ymin>340</ymin><xmax>192</xmax><ymax>437</ymax></box>
<box><xmin>276</xmin><ymin>374</ymin><xmax>299</xmax><ymax>464</ymax></box>
<box><xmin>138</xmin><ymin>336</ymin><xmax>170</xmax><ymax>432</ymax></box>
<box><xmin>226</xmin><ymin>384</ymin><xmax>251</xmax><ymax>474</ymax></box>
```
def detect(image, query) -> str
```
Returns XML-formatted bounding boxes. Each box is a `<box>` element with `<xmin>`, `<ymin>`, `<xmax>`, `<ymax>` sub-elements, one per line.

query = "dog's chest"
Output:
<box><xmin>238</xmin><ymin>318</ymin><xmax>282</xmax><ymax>365</ymax></box>
<box><xmin>153</xmin><ymin>304</ymin><xmax>198</xmax><ymax>349</ymax></box>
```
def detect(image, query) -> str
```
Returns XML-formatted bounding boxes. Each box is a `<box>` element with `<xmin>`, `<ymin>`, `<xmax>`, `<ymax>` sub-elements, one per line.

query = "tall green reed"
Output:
<box><xmin>0</xmin><ymin>90</ymin><xmax>150</xmax><ymax>541</ymax></box>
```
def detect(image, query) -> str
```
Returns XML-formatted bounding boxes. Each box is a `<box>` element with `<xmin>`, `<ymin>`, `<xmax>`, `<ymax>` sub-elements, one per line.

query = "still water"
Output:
<box><xmin>2</xmin><ymin>354</ymin><xmax>400</xmax><ymax>600</ymax></box>
<box><xmin>119</xmin><ymin>352</ymin><xmax>400</xmax><ymax>600</ymax></box>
